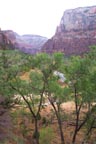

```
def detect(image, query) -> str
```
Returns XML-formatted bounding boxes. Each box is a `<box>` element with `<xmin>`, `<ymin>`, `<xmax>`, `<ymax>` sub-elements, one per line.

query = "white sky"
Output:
<box><xmin>0</xmin><ymin>0</ymin><xmax>96</xmax><ymax>38</ymax></box>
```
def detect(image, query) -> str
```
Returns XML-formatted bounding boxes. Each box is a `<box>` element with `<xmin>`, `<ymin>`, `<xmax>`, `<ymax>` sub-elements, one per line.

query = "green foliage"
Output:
<box><xmin>63</xmin><ymin>46</ymin><xmax>96</xmax><ymax>143</ymax></box>
<box><xmin>11</xmin><ymin>134</ymin><xmax>25</xmax><ymax>144</ymax></box>
<box><xmin>29</xmin><ymin>71</ymin><xmax>43</xmax><ymax>94</ymax></box>
<box><xmin>40</xmin><ymin>127</ymin><xmax>54</xmax><ymax>144</ymax></box>
<box><xmin>1</xmin><ymin>44</ymin><xmax>96</xmax><ymax>143</ymax></box>
<box><xmin>0</xmin><ymin>50</ymin><xmax>26</xmax><ymax>108</ymax></box>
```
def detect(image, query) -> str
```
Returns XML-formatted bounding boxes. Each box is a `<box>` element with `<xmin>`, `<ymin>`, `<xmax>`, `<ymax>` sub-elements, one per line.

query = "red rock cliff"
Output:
<box><xmin>0</xmin><ymin>30</ymin><xmax>48</xmax><ymax>54</ymax></box>
<box><xmin>42</xmin><ymin>5</ymin><xmax>96</xmax><ymax>55</ymax></box>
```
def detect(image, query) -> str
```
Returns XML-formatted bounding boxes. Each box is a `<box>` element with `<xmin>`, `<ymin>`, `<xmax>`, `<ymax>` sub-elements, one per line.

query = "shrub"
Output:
<box><xmin>40</xmin><ymin>127</ymin><xmax>54</xmax><ymax>144</ymax></box>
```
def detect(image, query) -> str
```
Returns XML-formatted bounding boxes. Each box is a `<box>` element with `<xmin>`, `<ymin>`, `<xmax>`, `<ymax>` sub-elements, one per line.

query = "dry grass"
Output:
<box><xmin>3</xmin><ymin>101</ymin><xmax>96</xmax><ymax>144</ymax></box>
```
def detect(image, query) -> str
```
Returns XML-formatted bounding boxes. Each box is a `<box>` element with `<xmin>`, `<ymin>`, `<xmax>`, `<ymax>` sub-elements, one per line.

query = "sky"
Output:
<box><xmin>0</xmin><ymin>0</ymin><xmax>96</xmax><ymax>38</ymax></box>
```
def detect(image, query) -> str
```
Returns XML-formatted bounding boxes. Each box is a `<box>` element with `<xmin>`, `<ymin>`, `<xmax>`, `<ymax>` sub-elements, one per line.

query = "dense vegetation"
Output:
<box><xmin>0</xmin><ymin>45</ymin><xmax>96</xmax><ymax>144</ymax></box>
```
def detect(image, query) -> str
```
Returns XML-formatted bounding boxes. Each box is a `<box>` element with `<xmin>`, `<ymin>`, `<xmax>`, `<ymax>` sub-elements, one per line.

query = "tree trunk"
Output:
<box><xmin>49</xmin><ymin>100</ymin><xmax>65</xmax><ymax>144</ymax></box>
<box><xmin>72</xmin><ymin>86</ymin><xmax>79</xmax><ymax>144</ymax></box>
<box><xmin>33</xmin><ymin>118</ymin><xmax>40</xmax><ymax>144</ymax></box>
<box><xmin>57</xmin><ymin>114</ymin><xmax>65</xmax><ymax>144</ymax></box>
<box><xmin>72</xmin><ymin>110</ymin><xmax>79</xmax><ymax>143</ymax></box>
<box><xmin>72</xmin><ymin>127</ymin><xmax>78</xmax><ymax>144</ymax></box>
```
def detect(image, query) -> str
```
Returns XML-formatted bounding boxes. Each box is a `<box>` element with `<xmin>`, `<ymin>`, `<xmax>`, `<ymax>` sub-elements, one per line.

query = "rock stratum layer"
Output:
<box><xmin>42</xmin><ymin>5</ymin><xmax>96</xmax><ymax>55</ymax></box>
<box><xmin>0</xmin><ymin>30</ymin><xmax>48</xmax><ymax>54</ymax></box>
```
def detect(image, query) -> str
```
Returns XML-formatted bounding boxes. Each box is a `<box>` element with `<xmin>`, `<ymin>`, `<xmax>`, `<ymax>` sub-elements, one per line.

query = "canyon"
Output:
<box><xmin>0</xmin><ymin>5</ymin><xmax>96</xmax><ymax>55</ymax></box>
<box><xmin>0</xmin><ymin>30</ymin><xmax>48</xmax><ymax>54</ymax></box>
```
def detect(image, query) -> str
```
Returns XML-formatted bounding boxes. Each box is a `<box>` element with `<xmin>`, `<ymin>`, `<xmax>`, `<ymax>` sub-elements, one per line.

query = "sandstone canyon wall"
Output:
<box><xmin>0</xmin><ymin>30</ymin><xmax>48</xmax><ymax>54</ymax></box>
<box><xmin>42</xmin><ymin>5</ymin><xmax>96</xmax><ymax>55</ymax></box>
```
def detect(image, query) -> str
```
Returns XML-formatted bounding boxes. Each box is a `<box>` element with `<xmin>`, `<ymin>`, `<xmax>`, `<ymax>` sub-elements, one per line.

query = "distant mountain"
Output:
<box><xmin>0</xmin><ymin>30</ymin><xmax>48</xmax><ymax>54</ymax></box>
<box><xmin>22</xmin><ymin>34</ymin><xmax>48</xmax><ymax>53</ymax></box>
<box><xmin>42</xmin><ymin>5</ymin><xmax>96</xmax><ymax>55</ymax></box>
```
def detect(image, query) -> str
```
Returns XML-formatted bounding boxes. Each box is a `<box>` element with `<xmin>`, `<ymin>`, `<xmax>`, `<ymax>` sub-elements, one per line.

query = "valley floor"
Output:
<box><xmin>0</xmin><ymin>102</ymin><xmax>96</xmax><ymax>144</ymax></box>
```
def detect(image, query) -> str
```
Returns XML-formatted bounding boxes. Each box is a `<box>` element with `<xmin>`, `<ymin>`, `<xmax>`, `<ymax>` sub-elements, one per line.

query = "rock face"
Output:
<box><xmin>22</xmin><ymin>35</ymin><xmax>48</xmax><ymax>53</ymax></box>
<box><xmin>42</xmin><ymin>5</ymin><xmax>96</xmax><ymax>55</ymax></box>
<box><xmin>0</xmin><ymin>30</ymin><xmax>48</xmax><ymax>54</ymax></box>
